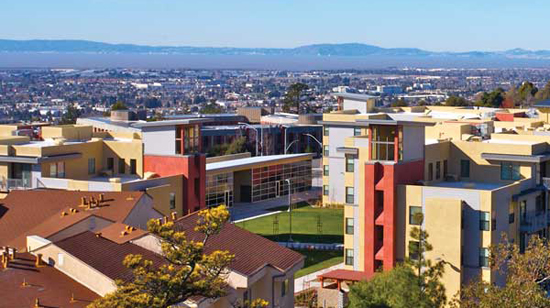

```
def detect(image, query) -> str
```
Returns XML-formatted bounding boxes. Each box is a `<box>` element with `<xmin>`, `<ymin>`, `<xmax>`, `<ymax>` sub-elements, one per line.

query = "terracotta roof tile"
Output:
<box><xmin>0</xmin><ymin>252</ymin><xmax>99</xmax><ymax>307</ymax></box>
<box><xmin>54</xmin><ymin>231</ymin><xmax>167</xmax><ymax>282</ymax></box>
<box><xmin>0</xmin><ymin>190</ymin><xmax>145</xmax><ymax>250</ymax></box>
<box><xmin>174</xmin><ymin>213</ymin><xmax>304</xmax><ymax>276</ymax></box>
<box><xmin>96</xmin><ymin>222</ymin><xmax>148</xmax><ymax>244</ymax></box>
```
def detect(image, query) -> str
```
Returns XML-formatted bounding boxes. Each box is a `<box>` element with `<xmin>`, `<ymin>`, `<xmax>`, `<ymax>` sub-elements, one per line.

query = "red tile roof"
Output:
<box><xmin>54</xmin><ymin>231</ymin><xmax>167</xmax><ymax>282</ymax></box>
<box><xmin>0</xmin><ymin>252</ymin><xmax>99</xmax><ymax>307</ymax></box>
<box><xmin>318</xmin><ymin>269</ymin><xmax>371</xmax><ymax>282</ymax></box>
<box><xmin>0</xmin><ymin>190</ymin><xmax>145</xmax><ymax>250</ymax></box>
<box><xmin>174</xmin><ymin>213</ymin><xmax>304</xmax><ymax>276</ymax></box>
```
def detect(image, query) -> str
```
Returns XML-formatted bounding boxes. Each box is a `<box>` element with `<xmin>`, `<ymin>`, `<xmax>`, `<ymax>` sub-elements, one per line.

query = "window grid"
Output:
<box><xmin>345</xmin><ymin>218</ymin><xmax>354</xmax><ymax>234</ymax></box>
<box><xmin>251</xmin><ymin>160</ymin><xmax>312</xmax><ymax>203</ymax></box>
<box><xmin>345</xmin><ymin>249</ymin><xmax>354</xmax><ymax>266</ymax></box>
<box><xmin>205</xmin><ymin>172</ymin><xmax>234</xmax><ymax>208</ymax></box>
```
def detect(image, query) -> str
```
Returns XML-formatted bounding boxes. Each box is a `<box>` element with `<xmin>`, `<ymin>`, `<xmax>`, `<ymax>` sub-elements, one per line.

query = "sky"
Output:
<box><xmin>1</xmin><ymin>0</ymin><xmax>549</xmax><ymax>52</ymax></box>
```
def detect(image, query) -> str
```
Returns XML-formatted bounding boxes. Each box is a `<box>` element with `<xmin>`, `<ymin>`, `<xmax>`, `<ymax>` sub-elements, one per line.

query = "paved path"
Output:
<box><xmin>295</xmin><ymin>262</ymin><xmax>345</xmax><ymax>293</ymax></box>
<box><xmin>229</xmin><ymin>187</ymin><xmax>321</xmax><ymax>222</ymax></box>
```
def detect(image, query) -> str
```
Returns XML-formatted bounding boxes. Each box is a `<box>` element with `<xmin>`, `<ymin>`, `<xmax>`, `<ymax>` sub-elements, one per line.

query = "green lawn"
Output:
<box><xmin>294</xmin><ymin>249</ymin><xmax>343</xmax><ymax>278</ymax></box>
<box><xmin>235</xmin><ymin>205</ymin><xmax>343</xmax><ymax>244</ymax></box>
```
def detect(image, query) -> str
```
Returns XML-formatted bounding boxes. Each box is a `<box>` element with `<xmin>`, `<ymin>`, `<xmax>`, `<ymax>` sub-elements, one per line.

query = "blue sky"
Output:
<box><xmin>1</xmin><ymin>0</ymin><xmax>548</xmax><ymax>51</ymax></box>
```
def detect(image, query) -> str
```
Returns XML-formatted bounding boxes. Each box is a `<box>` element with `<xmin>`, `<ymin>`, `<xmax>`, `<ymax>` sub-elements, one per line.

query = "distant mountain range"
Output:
<box><xmin>3</xmin><ymin>39</ymin><xmax>550</xmax><ymax>60</ymax></box>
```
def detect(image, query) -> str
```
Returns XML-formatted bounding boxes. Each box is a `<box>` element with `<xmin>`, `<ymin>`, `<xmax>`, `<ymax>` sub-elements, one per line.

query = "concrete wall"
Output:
<box><xmin>123</xmin><ymin>194</ymin><xmax>162</xmax><ymax>230</ymax></box>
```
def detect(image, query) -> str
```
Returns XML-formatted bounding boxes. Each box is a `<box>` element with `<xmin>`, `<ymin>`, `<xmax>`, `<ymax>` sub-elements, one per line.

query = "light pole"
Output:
<box><xmin>304</xmin><ymin>133</ymin><xmax>323</xmax><ymax>156</ymax></box>
<box><xmin>239</xmin><ymin>122</ymin><xmax>260</xmax><ymax>156</ymax></box>
<box><xmin>285</xmin><ymin>139</ymin><xmax>299</xmax><ymax>155</ymax></box>
<box><xmin>285</xmin><ymin>178</ymin><xmax>293</xmax><ymax>243</ymax></box>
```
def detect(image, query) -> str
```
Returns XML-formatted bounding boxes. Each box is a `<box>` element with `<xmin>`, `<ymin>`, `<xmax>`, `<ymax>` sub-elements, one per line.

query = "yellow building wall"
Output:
<box><xmin>424</xmin><ymin>197</ymin><xmax>463</xmax><ymax>303</ymax></box>
<box><xmin>102</xmin><ymin>140</ymin><xmax>144</xmax><ymax>177</ymax></box>
<box><xmin>41</xmin><ymin>125</ymin><xmax>93</xmax><ymax>140</ymax></box>
<box><xmin>40</xmin><ymin>141</ymin><xmax>104</xmax><ymax>180</ymax></box>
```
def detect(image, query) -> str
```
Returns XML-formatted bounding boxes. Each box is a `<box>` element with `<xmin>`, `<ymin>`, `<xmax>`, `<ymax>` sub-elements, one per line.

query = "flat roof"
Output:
<box><xmin>206</xmin><ymin>153</ymin><xmax>313</xmax><ymax>173</ymax></box>
<box><xmin>332</xmin><ymin>92</ymin><xmax>377</xmax><ymax>101</ymax></box>
<box><xmin>431</xmin><ymin>181</ymin><xmax>506</xmax><ymax>190</ymax></box>
<box><xmin>481</xmin><ymin>152</ymin><xmax>550</xmax><ymax>163</ymax></box>
<box><xmin>132</xmin><ymin>118</ymin><xmax>210</xmax><ymax>128</ymax></box>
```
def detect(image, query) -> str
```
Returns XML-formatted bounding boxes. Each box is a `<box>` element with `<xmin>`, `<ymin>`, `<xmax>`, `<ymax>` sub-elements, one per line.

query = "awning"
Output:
<box><xmin>481</xmin><ymin>153</ymin><xmax>550</xmax><ymax>163</ymax></box>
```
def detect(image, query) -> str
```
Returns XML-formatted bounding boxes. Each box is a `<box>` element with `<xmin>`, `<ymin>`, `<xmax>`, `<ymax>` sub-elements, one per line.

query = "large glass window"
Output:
<box><xmin>206</xmin><ymin>172</ymin><xmax>234</xmax><ymax>208</ymax></box>
<box><xmin>479</xmin><ymin>211</ymin><xmax>490</xmax><ymax>231</ymax></box>
<box><xmin>370</xmin><ymin>125</ymin><xmax>396</xmax><ymax>161</ymax></box>
<box><xmin>346</xmin><ymin>187</ymin><xmax>354</xmax><ymax>204</ymax></box>
<box><xmin>251</xmin><ymin>160</ymin><xmax>312</xmax><ymax>203</ymax></box>
<box><xmin>345</xmin><ymin>218</ymin><xmax>354</xmax><ymax>234</ymax></box>
<box><xmin>479</xmin><ymin>248</ymin><xmax>489</xmax><ymax>267</ymax></box>
<box><xmin>501</xmin><ymin>162</ymin><xmax>520</xmax><ymax>181</ymax></box>
<box><xmin>345</xmin><ymin>249</ymin><xmax>354</xmax><ymax>266</ymax></box>
<box><xmin>409</xmin><ymin>206</ymin><xmax>423</xmax><ymax>225</ymax></box>
<box><xmin>354</xmin><ymin>127</ymin><xmax>362</xmax><ymax>136</ymax></box>
<box><xmin>460</xmin><ymin>160</ymin><xmax>470</xmax><ymax>178</ymax></box>
<box><xmin>346</xmin><ymin>156</ymin><xmax>354</xmax><ymax>172</ymax></box>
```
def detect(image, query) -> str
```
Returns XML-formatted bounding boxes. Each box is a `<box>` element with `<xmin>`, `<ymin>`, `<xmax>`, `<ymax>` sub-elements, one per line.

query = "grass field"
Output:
<box><xmin>294</xmin><ymin>249</ymin><xmax>343</xmax><ymax>278</ymax></box>
<box><xmin>235</xmin><ymin>204</ymin><xmax>343</xmax><ymax>244</ymax></box>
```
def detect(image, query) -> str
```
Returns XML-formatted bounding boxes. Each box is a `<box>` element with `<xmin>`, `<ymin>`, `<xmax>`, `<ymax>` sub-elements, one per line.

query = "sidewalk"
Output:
<box><xmin>229</xmin><ymin>187</ymin><xmax>321</xmax><ymax>222</ymax></box>
<box><xmin>295</xmin><ymin>262</ymin><xmax>345</xmax><ymax>293</ymax></box>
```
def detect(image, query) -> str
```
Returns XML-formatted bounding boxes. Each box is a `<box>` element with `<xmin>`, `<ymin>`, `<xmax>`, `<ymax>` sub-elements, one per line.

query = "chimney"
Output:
<box><xmin>21</xmin><ymin>278</ymin><xmax>29</xmax><ymax>287</ymax></box>
<box><xmin>120</xmin><ymin>231</ymin><xmax>128</xmax><ymax>237</ymax></box>
<box><xmin>34</xmin><ymin>298</ymin><xmax>40</xmax><ymax>308</ymax></box>
<box><xmin>171</xmin><ymin>212</ymin><xmax>177</xmax><ymax>220</ymax></box>
<box><xmin>9</xmin><ymin>247</ymin><xmax>15</xmax><ymax>260</ymax></box>
<box><xmin>95</xmin><ymin>232</ymin><xmax>102</xmax><ymax>238</ymax></box>
<box><xmin>99</xmin><ymin>193</ymin><xmax>105</xmax><ymax>203</ymax></box>
<box><xmin>79</xmin><ymin>196</ymin><xmax>88</xmax><ymax>207</ymax></box>
<box><xmin>163</xmin><ymin>216</ymin><xmax>168</xmax><ymax>224</ymax></box>
<box><xmin>61</xmin><ymin>211</ymin><xmax>68</xmax><ymax>217</ymax></box>
<box><xmin>70</xmin><ymin>293</ymin><xmax>76</xmax><ymax>303</ymax></box>
<box><xmin>35</xmin><ymin>254</ymin><xmax>43</xmax><ymax>267</ymax></box>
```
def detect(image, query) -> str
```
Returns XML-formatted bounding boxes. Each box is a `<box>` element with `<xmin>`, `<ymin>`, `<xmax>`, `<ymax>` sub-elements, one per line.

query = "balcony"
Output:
<box><xmin>0</xmin><ymin>178</ymin><xmax>32</xmax><ymax>191</ymax></box>
<box><xmin>519</xmin><ymin>210</ymin><xmax>549</xmax><ymax>233</ymax></box>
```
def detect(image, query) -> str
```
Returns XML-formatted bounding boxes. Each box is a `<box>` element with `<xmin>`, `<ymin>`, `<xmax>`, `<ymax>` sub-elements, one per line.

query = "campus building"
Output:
<box><xmin>320</xmin><ymin>101</ymin><xmax>550</xmax><ymax>301</ymax></box>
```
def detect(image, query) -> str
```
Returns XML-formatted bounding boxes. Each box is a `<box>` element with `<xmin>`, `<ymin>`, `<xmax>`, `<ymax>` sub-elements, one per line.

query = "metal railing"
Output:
<box><xmin>0</xmin><ymin>178</ymin><xmax>32</xmax><ymax>191</ymax></box>
<box><xmin>519</xmin><ymin>210</ymin><xmax>550</xmax><ymax>232</ymax></box>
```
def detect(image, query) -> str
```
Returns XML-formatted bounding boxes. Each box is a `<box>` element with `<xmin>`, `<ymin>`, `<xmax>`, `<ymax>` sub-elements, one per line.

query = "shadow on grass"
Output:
<box><xmin>261</xmin><ymin>233</ymin><xmax>343</xmax><ymax>244</ymax></box>
<box><xmin>266</xmin><ymin>201</ymin><xmax>311</xmax><ymax>212</ymax></box>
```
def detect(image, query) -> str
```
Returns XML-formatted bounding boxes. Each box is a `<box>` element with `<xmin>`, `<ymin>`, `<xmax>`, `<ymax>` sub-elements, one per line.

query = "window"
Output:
<box><xmin>479</xmin><ymin>211</ymin><xmax>490</xmax><ymax>231</ymax></box>
<box><xmin>323</xmin><ymin>165</ymin><xmax>329</xmax><ymax>176</ymax></box>
<box><xmin>118</xmin><ymin>158</ymin><xmax>125</xmax><ymax>174</ymax></box>
<box><xmin>436</xmin><ymin>161</ymin><xmax>441</xmax><ymax>180</ymax></box>
<box><xmin>49</xmin><ymin>162</ymin><xmax>65</xmax><ymax>178</ymax></box>
<box><xmin>88</xmin><ymin>158</ymin><xmax>95</xmax><ymax>175</ymax></box>
<box><xmin>323</xmin><ymin>126</ymin><xmax>329</xmax><ymax>136</ymax></box>
<box><xmin>428</xmin><ymin>163</ymin><xmax>433</xmax><ymax>181</ymax></box>
<box><xmin>346</xmin><ymin>187</ymin><xmax>354</xmax><ymax>204</ymax></box>
<box><xmin>409</xmin><ymin>206</ymin><xmax>423</xmax><ymax>225</ymax></box>
<box><xmin>345</xmin><ymin>249</ymin><xmax>354</xmax><ymax>266</ymax></box>
<box><xmin>323</xmin><ymin>185</ymin><xmax>329</xmax><ymax>196</ymax></box>
<box><xmin>443</xmin><ymin>160</ymin><xmax>448</xmax><ymax>177</ymax></box>
<box><xmin>169</xmin><ymin>193</ymin><xmax>176</xmax><ymax>210</ymax></box>
<box><xmin>345</xmin><ymin>218</ymin><xmax>354</xmax><ymax>234</ymax></box>
<box><xmin>520</xmin><ymin>200</ymin><xmax>527</xmax><ymax>222</ymax></box>
<box><xmin>460</xmin><ymin>160</ymin><xmax>470</xmax><ymax>178</ymax></box>
<box><xmin>346</xmin><ymin>156</ymin><xmax>354</xmax><ymax>172</ymax></box>
<box><xmin>281</xmin><ymin>279</ymin><xmax>289</xmax><ymax>297</ymax></box>
<box><xmin>176</xmin><ymin>126</ymin><xmax>182</xmax><ymax>155</ymax></box>
<box><xmin>323</xmin><ymin>145</ymin><xmax>329</xmax><ymax>156</ymax></box>
<box><xmin>500</xmin><ymin>162</ymin><xmax>520</xmax><ymax>181</ymax></box>
<box><xmin>536</xmin><ymin>195</ymin><xmax>544</xmax><ymax>215</ymax></box>
<box><xmin>130</xmin><ymin>159</ymin><xmax>137</xmax><ymax>175</ymax></box>
<box><xmin>107</xmin><ymin>157</ymin><xmax>114</xmax><ymax>171</ymax></box>
<box><xmin>509</xmin><ymin>212</ymin><xmax>515</xmax><ymax>224</ymax></box>
<box><xmin>409</xmin><ymin>241</ymin><xmax>420</xmax><ymax>261</ymax></box>
<box><xmin>479</xmin><ymin>248</ymin><xmax>489</xmax><ymax>268</ymax></box>
<box><xmin>354</xmin><ymin>127</ymin><xmax>362</xmax><ymax>136</ymax></box>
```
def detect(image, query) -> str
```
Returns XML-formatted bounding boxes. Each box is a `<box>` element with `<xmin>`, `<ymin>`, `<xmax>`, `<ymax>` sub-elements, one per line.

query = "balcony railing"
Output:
<box><xmin>0</xmin><ymin>178</ymin><xmax>32</xmax><ymax>191</ymax></box>
<box><xmin>519</xmin><ymin>210</ymin><xmax>550</xmax><ymax>232</ymax></box>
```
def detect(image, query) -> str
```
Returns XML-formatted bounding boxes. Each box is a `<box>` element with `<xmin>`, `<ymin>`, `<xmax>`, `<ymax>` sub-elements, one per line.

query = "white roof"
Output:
<box><xmin>206</xmin><ymin>153</ymin><xmax>313</xmax><ymax>172</ymax></box>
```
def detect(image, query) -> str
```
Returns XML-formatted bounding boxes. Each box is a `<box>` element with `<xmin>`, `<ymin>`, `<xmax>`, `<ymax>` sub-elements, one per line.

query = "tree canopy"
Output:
<box><xmin>445</xmin><ymin>96</ymin><xmax>471</xmax><ymax>106</ymax></box>
<box><xmin>111</xmin><ymin>101</ymin><xmax>129</xmax><ymax>111</ymax></box>
<box><xmin>89</xmin><ymin>205</ymin><xmax>237</xmax><ymax>308</ymax></box>
<box><xmin>476</xmin><ymin>88</ymin><xmax>505</xmax><ymax>108</ymax></box>
<box><xmin>59</xmin><ymin>105</ymin><xmax>81</xmax><ymax>124</ymax></box>
<box><xmin>201</xmin><ymin>102</ymin><xmax>224</xmax><ymax>114</ymax></box>
<box><xmin>391</xmin><ymin>98</ymin><xmax>408</xmax><ymax>107</ymax></box>
<box><xmin>282</xmin><ymin>83</ymin><xmax>309</xmax><ymax>114</ymax></box>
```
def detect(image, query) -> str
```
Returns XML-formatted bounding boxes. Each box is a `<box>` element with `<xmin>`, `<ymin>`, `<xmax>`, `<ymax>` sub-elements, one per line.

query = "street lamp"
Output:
<box><xmin>238</xmin><ymin>122</ymin><xmax>261</xmax><ymax>156</ymax></box>
<box><xmin>285</xmin><ymin>178</ymin><xmax>293</xmax><ymax>243</ymax></box>
<box><xmin>304</xmin><ymin>133</ymin><xmax>323</xmax><ymax>156</ymax></box>
<box><xmin>285</xmin><ymin>139</ymin><xmax>299</xmax><ymax>155</ymax></box>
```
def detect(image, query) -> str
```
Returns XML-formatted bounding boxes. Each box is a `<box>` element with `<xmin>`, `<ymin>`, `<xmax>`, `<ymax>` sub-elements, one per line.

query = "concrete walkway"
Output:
<box><xmin>295</xmin><ymin>262</ymin><xmax>345</xmax><ymax>293</ymax></box>
<box><xmin>229</xmin><ymin>187</ymin><xmax>321</xmax><ymax>222</ymax></box>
